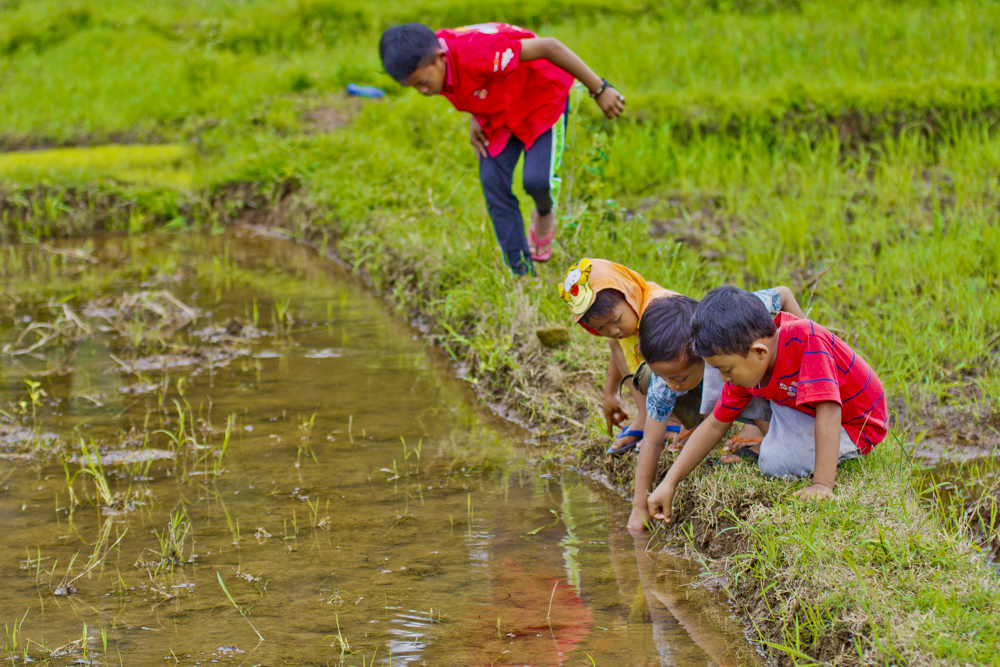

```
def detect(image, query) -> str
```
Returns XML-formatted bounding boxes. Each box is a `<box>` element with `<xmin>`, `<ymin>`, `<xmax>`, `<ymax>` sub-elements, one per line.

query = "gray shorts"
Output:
<box><xmin>757</xmin><ymin>403</ymin><xmax>859</xmax><ymax>479</ymax></box>
<box><xmin>700</xmin><ymin>365</ymin><xmax>771</xmax><ymax>423</ymax></box>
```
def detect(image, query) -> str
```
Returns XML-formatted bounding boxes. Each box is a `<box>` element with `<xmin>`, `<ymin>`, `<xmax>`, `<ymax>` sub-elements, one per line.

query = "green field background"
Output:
<box><xmin>2</xmin><ymin>1</ymin><xmax>999</xmax><ymax>664</ymax></box>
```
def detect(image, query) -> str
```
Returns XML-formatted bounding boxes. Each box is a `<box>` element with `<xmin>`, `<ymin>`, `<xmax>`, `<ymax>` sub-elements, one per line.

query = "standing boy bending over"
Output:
<box><xmin>379</xmin><ymin>23</ymin><xmax>624</xmax><ymax>275</ymax></box>
<box><xmin>647</xmin><ymin>286</ymin><xmax>888</xmax><ymax>523</ymax></box>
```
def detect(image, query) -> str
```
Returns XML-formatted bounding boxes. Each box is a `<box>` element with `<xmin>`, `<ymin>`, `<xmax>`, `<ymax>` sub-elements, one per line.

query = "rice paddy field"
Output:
<box><xmin>2</xmin><ymin>0</ymin><xmax>999</xmax><ymax>665</ymax></box>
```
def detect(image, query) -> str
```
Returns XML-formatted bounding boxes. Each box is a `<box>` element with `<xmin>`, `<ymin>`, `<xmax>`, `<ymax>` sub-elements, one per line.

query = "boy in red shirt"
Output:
<box><xmin>379</xmin><ymin>23</ymin><xmax>624</xmax><ymax>275</ymax></box>
<box><xmin>646</xmin><ymin>286</ymin><xmax>888</xmax><ymax>523</ymax></box>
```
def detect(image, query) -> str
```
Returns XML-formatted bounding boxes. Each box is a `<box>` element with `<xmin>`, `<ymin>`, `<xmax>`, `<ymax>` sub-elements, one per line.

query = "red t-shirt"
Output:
<box><xmin>713</xmin><ymin>313</ymin><xmax>887</xmax><ymax>454</ymax></box>
<box><xmin>436</xmin><ymin>23</ymin><xmax>574</xmax><ymax>158</ymax></box>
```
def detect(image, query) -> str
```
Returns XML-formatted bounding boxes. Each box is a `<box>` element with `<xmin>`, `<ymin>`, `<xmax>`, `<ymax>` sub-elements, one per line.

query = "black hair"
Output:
<box><xmin>379</xmin><ymin>24</ymin><xmax>439</xmax><ymax>82</ymax></box>
<box><xmin>580</xmin><ymin>289</ymin><xmax>626</xmax><ymax>327</ymax></box>
<box><xmin>636</xmin><ymin>295</ymin><xmax>702</xmax><ymax>364</ymax></box>
<box><xmin>690</xmin><ymin>286</ymin><xmax>777</xmax><ymax>358</ymax></box>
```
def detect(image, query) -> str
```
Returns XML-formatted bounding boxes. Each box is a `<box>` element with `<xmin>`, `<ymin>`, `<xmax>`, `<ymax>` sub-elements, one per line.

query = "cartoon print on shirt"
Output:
<box><xmin>778</xmin><ymin>380</ymin><xmax>798</xmax><ymax>398</ymax></box>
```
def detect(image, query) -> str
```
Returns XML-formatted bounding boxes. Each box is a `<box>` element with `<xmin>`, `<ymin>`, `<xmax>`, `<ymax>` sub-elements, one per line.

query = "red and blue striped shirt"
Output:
<box><xmin>712</xmin><ymin>313</ymin><xmax>887</xmax><ymax>454</ymax></box>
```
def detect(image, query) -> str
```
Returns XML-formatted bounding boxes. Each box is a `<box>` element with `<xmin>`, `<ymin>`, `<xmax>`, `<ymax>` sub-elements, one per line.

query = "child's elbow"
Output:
<box><xmin>539</xmin><ymin>37</ymin><xmax>561</xmax><ymax>58</ymax></box>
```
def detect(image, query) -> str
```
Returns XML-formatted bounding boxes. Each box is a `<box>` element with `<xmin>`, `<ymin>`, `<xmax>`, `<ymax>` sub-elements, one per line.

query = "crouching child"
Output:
<box><xmin>646</xmin><ymin>286</ymin><xmax>888</xmax><ymax>523</ymax></box>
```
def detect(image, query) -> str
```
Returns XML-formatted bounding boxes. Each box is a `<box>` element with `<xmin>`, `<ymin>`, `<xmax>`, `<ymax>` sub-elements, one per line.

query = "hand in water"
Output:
<box><xmin>627</xmin><ymin>505</ymin><xmax>651</xmax><ymax>536</ymax></box>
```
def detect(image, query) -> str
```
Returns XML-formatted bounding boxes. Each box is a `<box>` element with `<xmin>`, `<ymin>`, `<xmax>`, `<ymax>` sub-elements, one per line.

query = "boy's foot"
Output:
<box><xmin>505</xmin><ymin>250</ymin><xmax>536</xmax><ymax>277</ymax></box>
<box><xmin>529</xmin><ymin>209</ymin><xmax>556</xmax><ymax>262</ymax></box>
<box><xmin>718</xmin><ymin>424</ymin><xmax>764</xmax><ymax>464</ymax></box>
<box><xmin>666</xmin><ymin>427</ymin><xmax>695</xmax><ymax>453</ymax></box>
<box><xmin>606</xmin><ymin>421</ymin><xmax>644</xmax><ymax>455</ymax></box>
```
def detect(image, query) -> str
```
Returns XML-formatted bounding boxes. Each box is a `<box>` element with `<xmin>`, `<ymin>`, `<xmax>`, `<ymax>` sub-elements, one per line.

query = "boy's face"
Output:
<box><xmin>648</xmin><ymin>356</ymin><xmax>705</xmax><ymax>394</ymax></box>
<box><xmin>401</xmin><ymin>50</ymin><xmax>447</xmax><ymax>96</ymax></box>
<box><xmin>704</xmin><ymin>340</ymin><xmax>771</xmax><ymax>388</ymax></box>
<box><xmin>585</xmin><ymin>302</ymin><xmax>639</xmax><ymax>339</ymax></box>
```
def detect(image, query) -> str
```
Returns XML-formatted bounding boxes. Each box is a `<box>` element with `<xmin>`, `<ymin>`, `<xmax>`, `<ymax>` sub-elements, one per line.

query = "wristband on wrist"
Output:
<box><xmin>589</xmin><ymin>78</ymin><xmax>609</xmax><ymax>98</ymax></box>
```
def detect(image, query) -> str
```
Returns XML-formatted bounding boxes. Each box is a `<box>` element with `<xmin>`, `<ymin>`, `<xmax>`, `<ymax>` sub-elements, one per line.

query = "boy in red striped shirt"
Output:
<box><xmin>647</xmin><ymin>286</ymin><xmax>887</xmax><ymax>523</ymax></box>
<box><xmin>379</xmin><ymin>23</ymin><xmax>624</xmax><ymax>275</ymax></box>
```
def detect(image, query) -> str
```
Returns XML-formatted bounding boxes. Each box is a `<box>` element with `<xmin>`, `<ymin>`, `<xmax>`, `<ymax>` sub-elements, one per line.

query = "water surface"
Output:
<box><xmin>0</xmin><ymin>234</ymin><xmax>758</xmax><ymax>666</ymax></box>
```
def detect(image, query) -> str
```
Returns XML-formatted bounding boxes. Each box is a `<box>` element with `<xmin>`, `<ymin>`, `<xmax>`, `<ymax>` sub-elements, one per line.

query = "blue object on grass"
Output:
<box><xmin>606</xmin><ymin>424</ymin><xmax>683</xmax><ymax>456</ymax></box>
<box><xmin>607</xmin><ymin>428</ymin><xmax>643</xmax><ymax>456</ymax></box>
<box><xmin>346</xmin><ymin>84</ymin><xmax>385</xmax><ymax>98</ymax></box>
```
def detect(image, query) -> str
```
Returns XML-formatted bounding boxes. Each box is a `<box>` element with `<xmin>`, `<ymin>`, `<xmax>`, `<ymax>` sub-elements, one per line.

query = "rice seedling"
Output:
<box><xmin>273</xmin><ymin>297</ymin><xmax>293</xmax><ymax>334</ymax></box>
<box><xmin>3</xmin><ymin>610</ymin><xmax>30</xmax><ymax>664</ymax></box>
<box><xmin>54</xmin><ymin>520</ymin><xmax>129</xmax><ymax>597</ymax></box>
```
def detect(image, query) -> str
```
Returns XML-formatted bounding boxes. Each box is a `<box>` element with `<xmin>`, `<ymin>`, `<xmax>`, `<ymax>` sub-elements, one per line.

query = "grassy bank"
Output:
<box><xmin>2</xmin><ymin>0</ymin><xmax>1000</xmax><ymax>664</ymax></box>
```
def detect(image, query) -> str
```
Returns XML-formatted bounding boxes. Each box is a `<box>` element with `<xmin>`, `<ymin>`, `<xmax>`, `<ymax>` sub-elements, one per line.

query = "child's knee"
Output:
<box><xmin>757</xmin><ymin>447</ymin><xmax>811</xmax><ymax>479</ymax></box>
<box><xmin>522</xmin><ymin>174</ymin><xmax>551</xmax><ymax>199</ymax></box>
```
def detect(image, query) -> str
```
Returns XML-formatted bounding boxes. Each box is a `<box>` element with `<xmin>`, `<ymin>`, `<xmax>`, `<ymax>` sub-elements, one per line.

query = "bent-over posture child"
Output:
<box><xmin>379</xmin><ymin>23</ymin><xmax>624</xmax><ymax>275</ymax></box>
<box><xmin>559</xmin><ymin>258</ymin><xmax>690</xmax><ymax>455</ymax></box>
<box><xmin>646</xmin><ymin>286</ymin><xmax>888</xmax><ymax>523</ymax></box>
<box><xmin>624</xmin><ymin>286</ymin><xmax>803</xmax><ymax>534</ymax></box>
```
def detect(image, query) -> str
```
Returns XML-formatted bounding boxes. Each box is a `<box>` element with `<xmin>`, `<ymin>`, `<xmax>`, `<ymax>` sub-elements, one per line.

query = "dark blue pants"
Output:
<box><xmin>479</xmin><ymin>108</ymin><xmax>567</xmax><ymax>275</ymax></box>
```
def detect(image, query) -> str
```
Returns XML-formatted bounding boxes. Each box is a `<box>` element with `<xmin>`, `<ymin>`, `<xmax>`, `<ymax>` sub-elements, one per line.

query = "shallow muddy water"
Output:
<box><xmin>0</xmin><ymin>235</ymin><xmax>758</xmax><ymax>666</ymax></box>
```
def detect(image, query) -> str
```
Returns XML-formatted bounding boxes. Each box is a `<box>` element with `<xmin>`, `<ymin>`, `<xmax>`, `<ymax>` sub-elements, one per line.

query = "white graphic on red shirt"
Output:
<box><xmin>500</xmin><ymin>47</ymin><xmax>514</xmax><ymax>71</ymax></box>
<box><xmin>473</xmin><ymin>88</ymin><xmax>488</xmax><ymax>99</ymax></box>
<box><xmin>457</xmin><ymin>23</ymin><xmax>499</xmax><ymax>34</ymax></box>
<box><xmin>493</xmin><ymin>51</ymin><xmax>500</xmax><ymax>72</ymax></box>
<box><xmin>779</xmin><ymin>381</ymin><xmax>798</xmax><ymax>397</ymax></box>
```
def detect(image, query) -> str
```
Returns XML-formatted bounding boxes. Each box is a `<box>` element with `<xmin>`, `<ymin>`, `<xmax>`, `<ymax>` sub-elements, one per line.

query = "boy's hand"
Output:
<box><xmin>595</xmin><ymin>86</ymin><xmax>625</xmax><ymax>119</ymax></box>
<box><xmin>647</xmin><ymin>482</ymin><xmax>676</xmax><ymax>524</ymax></box>
<box><xmin>469</xmin><ymin>115</ymin><xmax>489</xmax><ymax>158</ymax></box>
<box><xmin>792</xmin><ymin>483</ymin><xmax>834</xmax><ymax>500</ymax></box>
<box><xmin>627</xmin><ymin>505</ymin><xmax>651</xmax><ymax>536</ymax></box>
<box><xmin>603</xmin><ymin>393</ymin><xmax>628</xmax><ymax>436</ymax></box>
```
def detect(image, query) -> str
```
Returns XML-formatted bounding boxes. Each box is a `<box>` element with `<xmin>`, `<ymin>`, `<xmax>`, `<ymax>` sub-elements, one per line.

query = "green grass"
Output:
<box><xmin>2</xmin><ymin>0</ymin><xmax>999</xmax><ymax>664</ymax></box>
<box><xmin>0</xmin><ymin>144</ymin><xmax>196</xmax><ymax>187</ymax></box>
<box><xmin>1</xmin><ymin>0</ymin><xmax>999</xmax><ymax>144</ymax></box>
<box><xmin>645</xmin><ymin>434</ymin><xmax>1000</xmax><ymax>664</ymax></box>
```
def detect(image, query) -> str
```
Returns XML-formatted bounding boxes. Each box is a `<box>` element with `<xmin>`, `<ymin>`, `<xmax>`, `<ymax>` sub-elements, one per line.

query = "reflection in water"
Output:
<box><xmin>0</xmin><ymin>235</ymin><xmax>757</xmax><ymax>666</ymax></box>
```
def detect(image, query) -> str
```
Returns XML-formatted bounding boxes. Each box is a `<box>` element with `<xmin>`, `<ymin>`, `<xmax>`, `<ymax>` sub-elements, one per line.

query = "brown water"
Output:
<box><xmin>0</xmin><ymin>234</ymin><xmax>759</xmax><ymax>666</ymax></box>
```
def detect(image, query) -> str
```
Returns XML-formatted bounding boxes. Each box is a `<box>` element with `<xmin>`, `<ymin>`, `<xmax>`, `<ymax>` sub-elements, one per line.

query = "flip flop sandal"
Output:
<box><xmin>606</xmin><ymin>427</ymin><xmax>643</xmax><ymax>456</ymax></box>
<box><xmin>716</xmin><ymin>436</ymin><xmax>762</xmax><ymax>464</ymax></box>
<box><xmin>720</xmin><ymin>447</ymin><xmax>760</xmax><ymax>464</ymax></box>
<box><xmin>707</xmin><ymin>447</ymin><xmax>760</xmax><ymax>466</ymax></box>
<box><xmin>529</xmin><ymin>228</ymin><xmax>555</xmax><ymax>262</ymax></box>
<box><xmin>637</xmin><ymin>423</ymin><xmax>680</xmax><ymax>452</ymax></box>
<box><xmin>606</xmin><ymin>425</ymin><xmax>681</xmax><ymax>456</ymax></box>
<box><xmin>724</xmin><ymin>435</ymin><xmax>763</xmax><ymax>453</ymax></box>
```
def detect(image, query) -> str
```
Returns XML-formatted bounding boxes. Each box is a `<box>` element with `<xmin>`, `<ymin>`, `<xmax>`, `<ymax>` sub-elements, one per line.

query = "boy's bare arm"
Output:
<box><xmin>776</xmin><ymin>286</ymin><xmax>805</xmax><ymax>318</ymax></box>
<box><xmin>647</xmin><ymin>415</ymin><xmax>731</xmax><ymax>523</ymax></box>
<box><xmin>794</xmin><ymin>401</ymin><xmax>841</xmax><ymax>500</ymax></box>
<box><xmin>518</xmin><ymin>37</ymin><xmax>624</xmax><ymax>119</ymax></box>
<box><xmin>628</xmin><ymin>419</ymin><xmax>668</xmax><ymax>535</ymax></box>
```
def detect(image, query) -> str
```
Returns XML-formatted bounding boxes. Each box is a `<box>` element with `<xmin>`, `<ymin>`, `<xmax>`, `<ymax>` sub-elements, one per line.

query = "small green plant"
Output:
<box><xmin>273</xmin><ymin>297</ymin><xmax>293</xmax><ymax>333</ymax></box>
<box><xmin>153</xmin><ymin>509</ymin><xmax>191</xmax><ymax>570</ymax></box>
<box><xmin>3</xmin><ymin>610</ymin><xmax>30</xmax><ymax>663</ymax></box>
<box><xmin>217</xmin><ymin>572</ymin><xmax>265</xmax><ymax>642</ymax></box>
<box><xmin>23</xmin><ymin>379</ymin><xmax>46</xmax><ymax>421</ymax></box>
